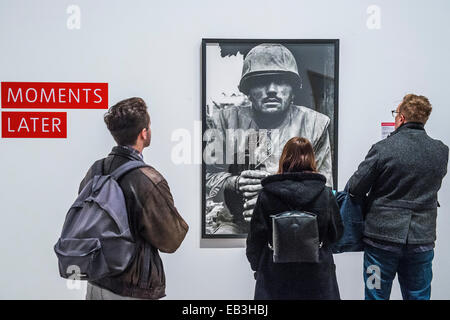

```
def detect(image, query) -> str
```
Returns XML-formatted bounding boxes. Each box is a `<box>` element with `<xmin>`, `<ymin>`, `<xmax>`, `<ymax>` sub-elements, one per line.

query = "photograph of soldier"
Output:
<box><xmin>202</xmin><ymin>40</ymin><xmax>339</xmax><ymax>237</ymax></box>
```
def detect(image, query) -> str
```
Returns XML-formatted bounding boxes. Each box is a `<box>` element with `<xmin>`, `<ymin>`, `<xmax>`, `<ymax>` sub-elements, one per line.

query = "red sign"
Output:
<box><xmin>1</xmin><ymin>82</ymin><xmax>108</xmax><ymax>109</ymax></box>
<box><xmin>2</xmin><ymin>112</ymin><xmax>67</xmax><ymax>138</ymax></box>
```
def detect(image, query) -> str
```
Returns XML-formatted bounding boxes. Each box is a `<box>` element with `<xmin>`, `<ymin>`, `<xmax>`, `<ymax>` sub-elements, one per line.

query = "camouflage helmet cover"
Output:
<box><xmin>238</xmin><ymin>43</ymin><xmax>302</xmax><ymax>95</ymax></box>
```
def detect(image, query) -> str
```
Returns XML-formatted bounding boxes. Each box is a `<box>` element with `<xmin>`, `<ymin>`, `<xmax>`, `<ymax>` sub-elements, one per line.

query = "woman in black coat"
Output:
<box><xmin>246</xmin><ymin>137</ymin><xmax>344</xmax><ymax>300</ymax></box>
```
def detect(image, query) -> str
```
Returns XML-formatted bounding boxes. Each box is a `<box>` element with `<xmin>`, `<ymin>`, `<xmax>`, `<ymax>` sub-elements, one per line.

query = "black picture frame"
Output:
<box><xmin>202</xmin><ymin>39</ymin><xmax>339</xmax><ymax>239</ymax></box>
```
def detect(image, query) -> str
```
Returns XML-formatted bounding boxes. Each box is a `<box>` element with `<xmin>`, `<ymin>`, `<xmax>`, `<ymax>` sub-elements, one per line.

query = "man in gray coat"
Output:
<box><xmin>347</xmin><ymin>94</ymin><xmax>448</xmax><ymax>300</ymax></box>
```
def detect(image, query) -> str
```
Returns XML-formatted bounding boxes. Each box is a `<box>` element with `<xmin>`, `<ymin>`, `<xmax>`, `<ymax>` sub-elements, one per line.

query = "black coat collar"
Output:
<box><xmin>390</xmin><ymin>122</ymin><xmax>425</xmax><ymax>137</ymax></box>
<box><xmin>109</xmin><ymin>145</ymin><xmax>144</xmax><ymax>162</ymax></box>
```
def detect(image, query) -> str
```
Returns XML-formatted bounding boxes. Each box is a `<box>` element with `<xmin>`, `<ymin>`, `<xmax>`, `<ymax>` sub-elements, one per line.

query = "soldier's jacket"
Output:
<box><xmin>205</xmin><ymin>104</ymin><xmax>333</xmax><ymax>233</ymax></box>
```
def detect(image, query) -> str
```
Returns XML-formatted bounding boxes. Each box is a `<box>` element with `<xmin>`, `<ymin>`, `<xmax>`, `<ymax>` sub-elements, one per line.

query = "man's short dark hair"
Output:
<box><xmin>104</xmin><ymin>97</ymin><xmax>150</xmax><ymax>146</ymax></box>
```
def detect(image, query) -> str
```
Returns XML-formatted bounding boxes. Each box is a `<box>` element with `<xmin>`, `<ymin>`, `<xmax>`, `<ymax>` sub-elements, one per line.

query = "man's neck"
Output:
<box><xmin>131</xmin><ymin>145</ymin><xmax>143</xmax><ymax>154</ymax></box>
<box><xmin>253</xmin><ymin>108</ymin><xmax>290</xmax><ymax>129</ymax></box>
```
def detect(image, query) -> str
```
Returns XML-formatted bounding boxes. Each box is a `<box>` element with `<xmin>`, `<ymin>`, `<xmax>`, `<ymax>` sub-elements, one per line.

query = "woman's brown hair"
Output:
<box><xmin>277</xmin><ymin>137</ymin><xmax>317</xmax><ymax>174</ymax></box>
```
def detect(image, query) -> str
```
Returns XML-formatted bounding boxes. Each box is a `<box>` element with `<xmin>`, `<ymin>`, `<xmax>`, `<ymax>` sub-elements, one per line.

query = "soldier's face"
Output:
<box><xmin>248</xmin><ymin>76</ymin><xmax>294</xmax><ymax>115</ymax></box>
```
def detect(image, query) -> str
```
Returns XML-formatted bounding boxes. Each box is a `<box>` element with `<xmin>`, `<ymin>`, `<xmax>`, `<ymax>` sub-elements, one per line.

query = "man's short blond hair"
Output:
<box><xmin>399</xmin><ymin>94</ymin><xmax>432</xmax><ymax>124</ymax></box>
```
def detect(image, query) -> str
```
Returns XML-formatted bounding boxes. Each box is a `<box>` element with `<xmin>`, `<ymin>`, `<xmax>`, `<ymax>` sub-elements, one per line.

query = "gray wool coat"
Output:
<box><xmin>347</xmin><ymin>122</ymin><xmax>449</xmax><ymax>244</ymax></box>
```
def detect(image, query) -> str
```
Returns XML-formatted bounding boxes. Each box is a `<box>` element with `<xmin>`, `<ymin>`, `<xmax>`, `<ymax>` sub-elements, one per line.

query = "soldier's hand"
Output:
<box><xmin>243</xmin><ymin>209</ymin><xmax>253</xmax><ymax>222</ymax></box>
<box><xmin>237</xmin><ymin>170</ymin><xmax>270</xmax><ymax>195</ymax></box>
<box><xmin>243</xmin><ymin>196</ymin><xmax>258</xmax><ymax>222</ymax></box>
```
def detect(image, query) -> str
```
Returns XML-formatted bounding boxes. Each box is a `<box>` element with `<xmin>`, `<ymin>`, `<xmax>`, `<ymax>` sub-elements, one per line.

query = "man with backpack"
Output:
<box><xmin>55</xmin><ymin>97</ymin><xmax>189</xmax><ymax>300</ymax></box>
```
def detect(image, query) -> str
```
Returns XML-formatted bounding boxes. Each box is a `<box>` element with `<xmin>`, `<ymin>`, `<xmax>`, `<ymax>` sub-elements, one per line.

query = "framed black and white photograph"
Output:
<box><xmin>202</xmin><ymin>39</ymin><xmax>339</xmax><ymax>238</ymax></box>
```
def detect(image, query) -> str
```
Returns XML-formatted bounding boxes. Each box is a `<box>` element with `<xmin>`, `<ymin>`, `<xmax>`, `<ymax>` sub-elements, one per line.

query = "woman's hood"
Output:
<box><xmin>261</xmin><ymin>172</ymin><xmax>327</xmax><ymax>207</ymax></box>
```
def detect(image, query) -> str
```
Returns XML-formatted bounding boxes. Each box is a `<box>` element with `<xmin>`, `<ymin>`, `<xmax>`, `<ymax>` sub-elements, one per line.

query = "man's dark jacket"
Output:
<box><xmin>246</xmin><ymin>172</ymin><xmax>344</xmax><ymax>300</ymax></box>
<box><xmin>78</xmin><ymin>146</ymin><xmax>189</xmax><ymax>299</ymax></box>
<box><xmin>348</xmin><ymin>122</ymin><xmax>448</xmax><ymax>244</ymax></box>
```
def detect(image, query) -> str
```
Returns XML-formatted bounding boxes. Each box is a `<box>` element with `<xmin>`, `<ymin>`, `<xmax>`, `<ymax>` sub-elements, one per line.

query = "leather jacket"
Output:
<box><xmin>78</xmin><ymin>146</ymin><xmax>189</xmax><ymax>299</ymax></box>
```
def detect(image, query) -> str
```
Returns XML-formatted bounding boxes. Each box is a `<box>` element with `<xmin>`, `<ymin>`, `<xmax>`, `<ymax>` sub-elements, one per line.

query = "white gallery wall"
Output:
<box><xmin>0</xmin><ymin>0</ymin><xmax>449</xmax><ymax>299</ymax></box>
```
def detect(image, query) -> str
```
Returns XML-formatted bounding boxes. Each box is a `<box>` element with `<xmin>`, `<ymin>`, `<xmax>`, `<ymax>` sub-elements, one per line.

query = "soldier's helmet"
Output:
<box><xmin>238</xmin><ymin>43</ymin><xmax>302</xmax><ymax>95</ymax></box>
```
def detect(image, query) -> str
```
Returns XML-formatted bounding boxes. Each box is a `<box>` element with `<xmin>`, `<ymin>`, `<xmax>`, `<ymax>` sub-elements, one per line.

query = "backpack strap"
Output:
<box><xmin>110</xmin><ymin>160</ymin><xmax>149</xmax><ymax>181</ymax></box>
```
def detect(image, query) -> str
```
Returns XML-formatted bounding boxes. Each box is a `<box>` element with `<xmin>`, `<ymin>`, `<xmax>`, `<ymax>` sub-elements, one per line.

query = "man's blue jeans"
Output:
<box><xmin>363</xmin><ymin>245</ymin><xmax>434</xmax><ymax>300</ymax></box>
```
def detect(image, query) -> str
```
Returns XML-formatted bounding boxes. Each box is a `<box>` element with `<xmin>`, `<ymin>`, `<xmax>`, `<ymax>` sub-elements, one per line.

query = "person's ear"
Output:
<box><xmin>137</xmin><ymin>128</ymin><xmax>145</xmax><ymax>141</ymax></box>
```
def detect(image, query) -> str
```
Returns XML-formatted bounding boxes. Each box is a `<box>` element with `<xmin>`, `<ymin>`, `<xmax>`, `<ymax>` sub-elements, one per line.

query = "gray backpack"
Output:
<box><xmin>54</xmin><ymin>160</ymin><xmax>148</xmax><ymax>281</ymax></box>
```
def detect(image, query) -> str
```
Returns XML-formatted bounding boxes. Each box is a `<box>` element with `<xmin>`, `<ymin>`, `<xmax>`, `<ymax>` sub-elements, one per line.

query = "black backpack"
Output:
<box><xmin>270</xmin><ymin>192</ymin><xmax>327</xmax><ymax>263</ymax></box>
<box><xmin>54</xmin><ymin>160</ymin><xmax>148</xmax><ymax>281</ymax></box>
<box><xmin>270</xmin><ymin>210</ymin><xmax>322</xmax><ymax>263</ymax></box>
